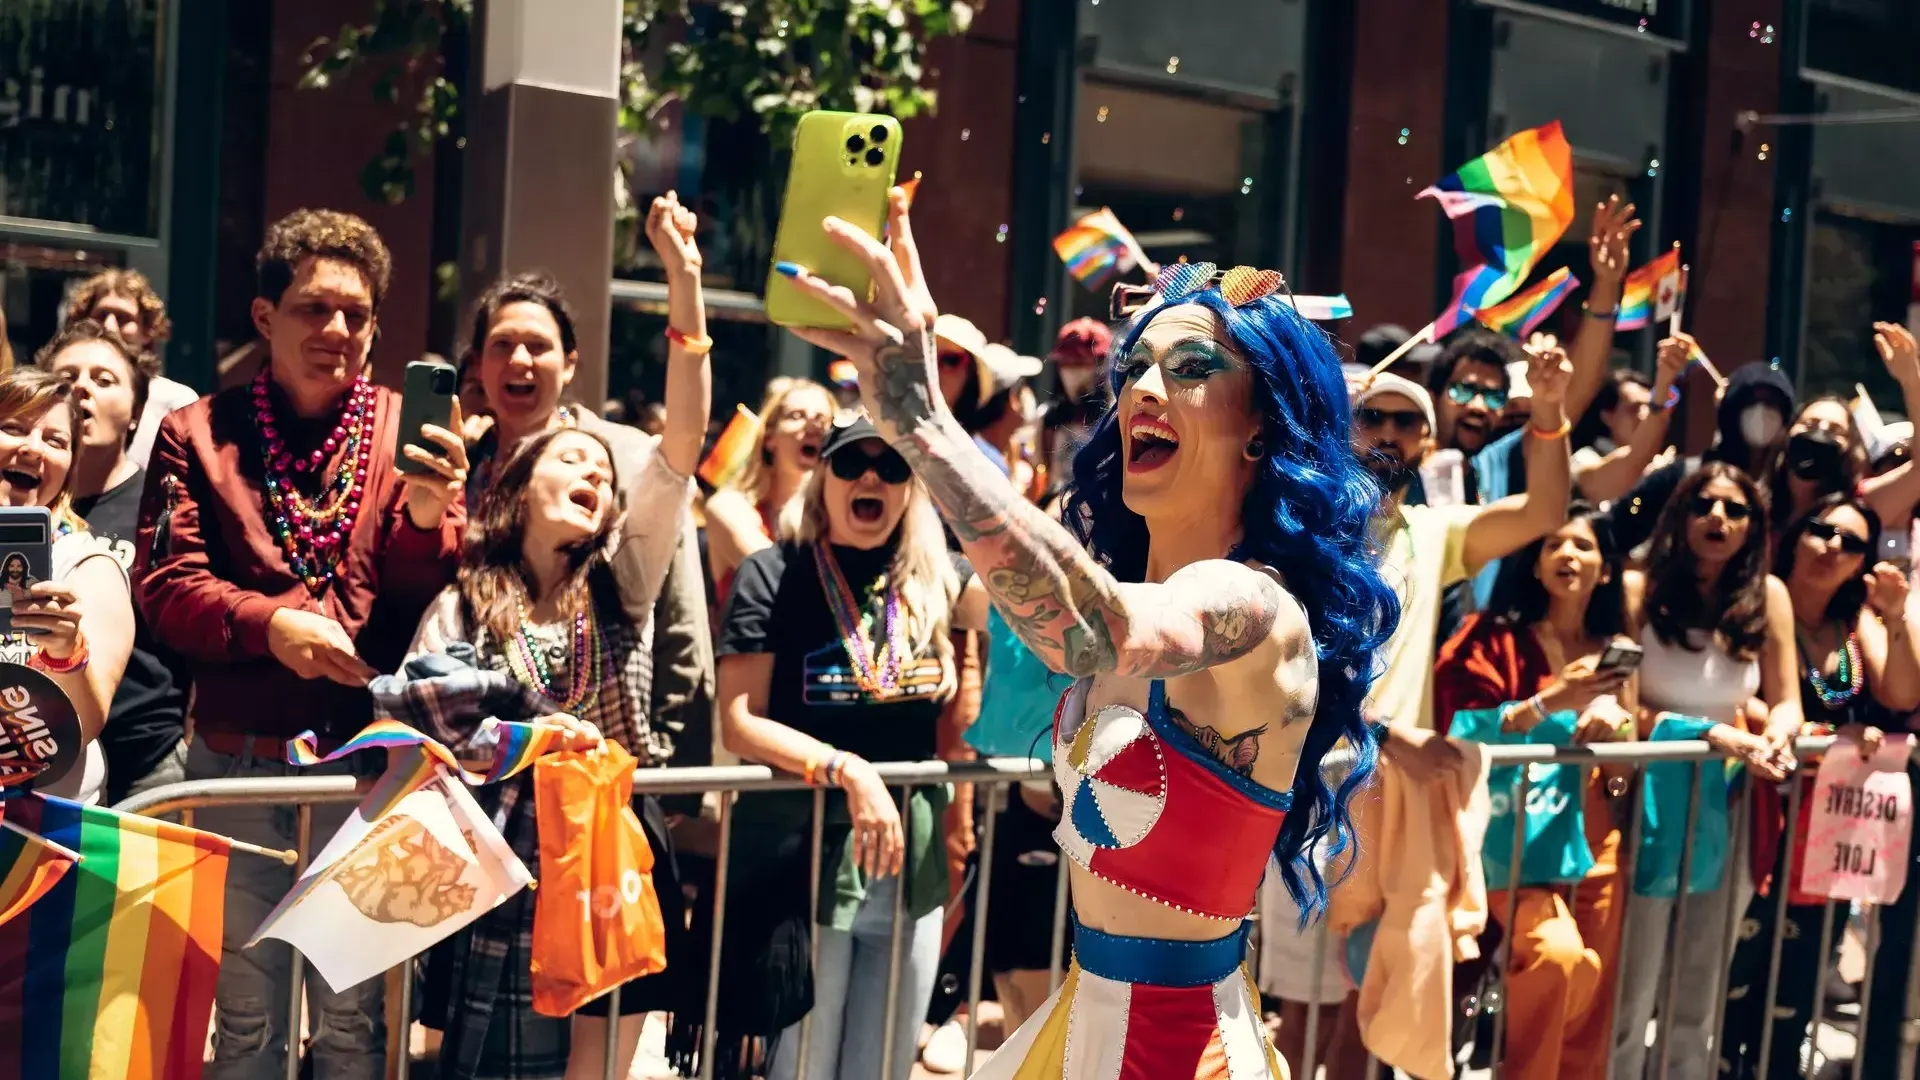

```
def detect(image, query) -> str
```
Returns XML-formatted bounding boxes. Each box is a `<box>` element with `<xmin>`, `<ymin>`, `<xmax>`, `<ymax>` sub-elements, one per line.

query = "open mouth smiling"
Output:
<box><xmin>1126</xmin><ymin>415</ymin><xmax>1180</xmax><ymax>473</ymax></box>
<box><xmin>850</xmin><ymin>496</ymin><xmax>885</xmax><ymax>523</ymax></box>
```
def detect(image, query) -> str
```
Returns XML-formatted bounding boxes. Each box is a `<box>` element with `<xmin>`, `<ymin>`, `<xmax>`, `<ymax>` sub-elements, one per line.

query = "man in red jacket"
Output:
<box><xmin>134</xmin><ymin>209</ymin><xmax>466</xmax><ymax>1080</ymax></box>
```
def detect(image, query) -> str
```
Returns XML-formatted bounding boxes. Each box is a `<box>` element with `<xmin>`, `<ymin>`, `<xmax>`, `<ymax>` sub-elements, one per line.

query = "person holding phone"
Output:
<box><xmin>0</xmin><ymin>364</ymin><xmax>136</xmax><ymax>805</ymax></box>
<box><xmin>39</xmin><ymin>319</ymin><xmax>192</xmax><ymax>806</ymax></box>
<box><xmin>1610</xmin><ymin>462</ymin><xmax>1802</xmax><ymax>1080</ymax></box>
<box><xmin>772</xmin><ymin>189</ymin><xmax>1399</xmax><ymax>1080</ymax></box>
<box><xmin>1717</xmin><ymin>493</ymin><xmax>1920</xmax><ymax>1079</ymax></box>
<box><xmin>134</xmin><ymin>209</ymin><xmax>469</xmax><ymax>1080</ymax></box>
<box><xmin>1432</xmin><ymin>504</ymin><xmax>1639</xmax><ymax>1080</ymax></box>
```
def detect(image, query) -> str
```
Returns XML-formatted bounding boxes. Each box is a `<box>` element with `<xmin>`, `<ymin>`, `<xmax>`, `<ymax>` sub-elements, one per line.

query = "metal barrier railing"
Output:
<box><xmin>109</xmin><ymin>739</ymin><xmax>1920</xmax><ymax>1080</ymax></box>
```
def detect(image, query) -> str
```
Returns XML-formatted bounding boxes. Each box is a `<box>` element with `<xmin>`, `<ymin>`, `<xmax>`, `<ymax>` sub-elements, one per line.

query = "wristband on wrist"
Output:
<box><xmin>1529</xmin><ymin>418</ymin><xmax>1572</xmax><ymax>440</ymax></box>
<box><xmin>825</xmin><ymin>750</ymin><xmax>849</xmax><ymax>786</ymax></box>
<box><xmin>803</xmin><ymin>753</ymin><xmax>823</xmax><ymax>786</ymax></box>
<box><xmin>30</xmin><ymin>632</ymin><xmax>88</xmax><ymax>675</ymax></box>
<box><xmin>665</xmin><ymin>326</ymin><xmax>714</xmax><ymax>355</ymax></box>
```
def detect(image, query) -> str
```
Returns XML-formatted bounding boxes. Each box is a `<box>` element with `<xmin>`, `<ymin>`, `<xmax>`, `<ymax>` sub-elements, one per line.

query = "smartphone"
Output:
<box><xmin>1880</xmin><ymin>528</ymin><xmax>1911</xmax><ymax>574</ymax></box>
<box><xmin>0</xmin><ymin>507</ymin><xmax>53</xmax><ymax>637</ymax></box>
<box><xmin>765</xmin><ymin>111</ymin><xmax>903</xmax><ymax>329</ymax></box>
<box><xmin>1598</xmin><ymin>641</ymin><xmax>1645</xmax><ymax>673</ymax></box>
<box><xmin>395</xmin><ymin>359</ymin><xmax>458</xmax><ymax>475</ymax></box>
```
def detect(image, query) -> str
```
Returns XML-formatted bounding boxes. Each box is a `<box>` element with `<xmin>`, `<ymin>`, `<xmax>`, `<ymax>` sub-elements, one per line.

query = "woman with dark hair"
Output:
<box><xmin>1571</xmin><ymin>339</ymin><xmax>1686</xmax><ymax>505</ymax></box>
<box><xmin>774</xmin><ymin>191</ymin><xmax>1399</xmax><ymax>1078</ymax></box>
<box><xmin>1717</xmin><ymin>493</ymin><xmax>1920</xmax><ymax>1078</ymax></box>
<box><xmin>404</xmin><ymin>194</ymin><xmax>711</xmax><ymax>1080</ymax></box>
<box><xmin>1610</xmin><ymin>461</ymin><xmax>1801</xmax><ymax>1080</ymax></box>
<box><xmin>1434</xmin><ymin>504</ymin><xmax>1638</xmax><ymax>1080</ymax></box>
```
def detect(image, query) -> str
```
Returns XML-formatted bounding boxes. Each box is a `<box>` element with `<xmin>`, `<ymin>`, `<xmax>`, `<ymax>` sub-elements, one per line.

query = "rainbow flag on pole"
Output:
<box><xmin>287</xmin><ymin>716</ymin><xmax>566</xmax><ymax>787</ymax></box>
<box><xmin>0</xmin><ymin>811</ymin><xmax>76</xmax><ymax>926</ymax></box>
<box><xmin>1475</xmin><ymin>267</ymin><xmax>1580</xmax><ymax>338</ymax></box>
<box><xmin>0</xmin><ymin>795</ymin><xmax>231</xmax><ymax>1080</ymax></box>
<box><xmin>1420</xmin><ymin>121</ymin><xmax>1576</xmax><ymax>337</ymax></box>
<box><xmin>1615</xmin><ymin>246</ymin><xmax>1685</xmax><ymax>331</ymax></box>
<box><xmin>1053</xmin><ymin>208</ymin><xmax>1151</xmax><ymax>290</ymax></box>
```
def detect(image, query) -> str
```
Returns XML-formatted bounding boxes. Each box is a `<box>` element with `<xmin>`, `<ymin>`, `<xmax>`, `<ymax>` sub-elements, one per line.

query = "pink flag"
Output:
<box><xmin>1797</xmin><ymin>733</ymin><xmax>1914</xmax><ymax>904</ymax></box>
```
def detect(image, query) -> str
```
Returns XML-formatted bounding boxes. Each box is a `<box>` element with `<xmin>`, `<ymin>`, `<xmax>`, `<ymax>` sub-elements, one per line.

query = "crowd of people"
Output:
<box><xmin>11</xmin><ymin>182</ymin><xmax>1920</xmax><ymax>1080</ymax></box>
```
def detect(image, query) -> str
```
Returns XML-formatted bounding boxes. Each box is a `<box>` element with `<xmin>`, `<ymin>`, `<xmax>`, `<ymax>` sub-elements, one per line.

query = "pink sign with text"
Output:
<box><xmin>1797</xmin><ymin>733</ymin><xmax>1914</xmax><ymax>905</ymax></box>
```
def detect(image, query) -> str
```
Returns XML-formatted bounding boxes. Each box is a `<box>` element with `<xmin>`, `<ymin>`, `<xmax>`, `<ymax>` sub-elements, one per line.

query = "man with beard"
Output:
<box><xmin>1353</xmin><ymin>347</ymin><xmax>1572</xmax><ymax>733</ymax></box>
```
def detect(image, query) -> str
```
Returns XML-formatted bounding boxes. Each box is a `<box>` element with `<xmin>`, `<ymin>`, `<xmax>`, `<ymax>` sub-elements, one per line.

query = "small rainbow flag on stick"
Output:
<box><xmin>0</xmin><ymin>795</ymin><xmax>231</xmax><ymax>1080</ymax></box>
<box><xmin>1420</xmin><ymin>121</ymin><xmax>1576</xmax><ymax>338</ymax></box>
<box><xmin>697</xmin><ymin>404</ymin><xmax>764</xmax><ymax>492</ymax></box>
<box><xmin>1053</xmin><ymin>208</ymin><xmax>1152</xmax><ymax>290</ymax></box>
<box><xmin>287</xmin><ymin>717</ymin><xmax>567</xmax><ymax>787</ymax></box>
<box><xmin>1475</xmin><ymin>267</ymin><xmax>1580</xmax><ymax>338</ymax></box>
<box><xmin>1615</xmin><ymin>245</ymin><xmax>1685</xmax><ymax>331</ymax></box>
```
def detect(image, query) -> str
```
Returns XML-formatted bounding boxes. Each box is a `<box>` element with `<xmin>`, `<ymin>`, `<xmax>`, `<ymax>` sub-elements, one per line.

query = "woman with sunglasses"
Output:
<box><xmin>1715</xmin><ymin>494</ymin><xmax>1919</xmax><ymax>1079</ymax></box>
<box><xmin>773</xmin><ymin>190</ymin><xmax>1397</xmax><ymax>1079</ymax></box>
<box><xmin>704</xmin><ymin>377</ymin><xmax>835</xmax><ymax>606</ymax></box>
<box><xmin>1610</xmin><ymin>462</ymin><xmax>1801</xmax><ymax>1080</ymax></box>
<box><xmin>712</xmin><ymin>412</ymin><xmax>988</xmax><ymax>1080</ymax></box>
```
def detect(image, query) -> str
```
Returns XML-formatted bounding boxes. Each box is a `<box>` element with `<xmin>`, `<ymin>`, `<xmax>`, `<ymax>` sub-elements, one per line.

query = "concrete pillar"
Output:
<box><xmin>460</xmin><ymin>0</ymin><xmax>621</xmax><ymax>410</ymax></box>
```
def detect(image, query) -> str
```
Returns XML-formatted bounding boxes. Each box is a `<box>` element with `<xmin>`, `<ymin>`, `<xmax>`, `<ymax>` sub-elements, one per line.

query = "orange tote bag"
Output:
<box><xmin>530</xmin><ymin>741</ymin><xmax>668</xmax><ymax>1016</ymax></box>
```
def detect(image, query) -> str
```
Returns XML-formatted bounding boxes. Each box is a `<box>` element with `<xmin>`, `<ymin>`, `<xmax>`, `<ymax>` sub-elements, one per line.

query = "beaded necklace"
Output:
<box><xmin>1799</xmin><ymin>622</ymin><xmax>1865</xmax><ymax>708</ymax></box>
<box><xmin>812</xmin><ymin>541</ymin><xmax>907</xmax><ymax>695</ymax></box>
<box><xmin>251</xmin><ymin>367</ymin><xmax>375</xmax><ymax>593</ymax></box>
<box><xmin>502</xmin><ymin>595</ymin><xmax>602</xmax><ymax>712</ymax></box>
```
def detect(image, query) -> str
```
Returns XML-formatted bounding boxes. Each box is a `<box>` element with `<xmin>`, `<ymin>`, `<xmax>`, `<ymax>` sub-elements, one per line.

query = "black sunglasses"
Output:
<box><xmin>1356</xmin><ymin>407</ymin><xmax>1426</xmax><ymax>434</ymax></box>
<box><xmin>828</xmin><ymin>445</ymin><xmax>912</xmax><ymax>485</ymax></box>
<box><xmin>1806</xmin><ymin>518</ymin><xmax>1871</xmax><ymax>555</ymax></box>
<box><xmin>1688</xmin><ymin>495</ymin><xmax>1752</xmax><ymax>521</ymax></box>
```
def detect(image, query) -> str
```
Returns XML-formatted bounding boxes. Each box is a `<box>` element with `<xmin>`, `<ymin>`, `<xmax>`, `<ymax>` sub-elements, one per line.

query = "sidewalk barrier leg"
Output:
<box><xmin>286</xmin><ymin>804</ymin><xmax>311</xmax><ymax>1080</ymax></box>
<box><xmin>879</xmin><ymin>785</ymin><xmax>913</xmax><ymax>1080</ymax></box>
<box><xmin>1807</xmin><ymin>900</ymin><xmax>1839</xmax><ymax>1080</ymax></box>
<box><xmin>1302</xmin><ymin>916</ymin><xmax>1329</xmax><ymax>1080</ymax></box>
<box><xmin>1489</xmin><ymin>767</ymin><xmax>1532</xmax><ymax>1079</ymax></box>
<box><xmin>1857</xmin><ymin>903</ymin><xmax>1882</xmax><ymax>1080</ymax></box>
<box><xmin>1759</xmin><ymin>776</ymin><xmax>1807</xmax><ymax>1072</ymax></box>
<box><xmin>795</xmin><ymin>787</ymin><xmax>826</xmax><ymax>1080</ymax></box>
<box><xmin>395</xmin><ymin>960</ymin><xmax>413</xmax><ymax>1080</ymax></box>
<box><xmin>1655</xmin><ymin>761</ymin><xmax>1706</xmax><ymax>1080</ymax></box>
<box><xmin>1610</xmin><ymin>768</ymin><xmax>1649</xmax><ymax>1064</ymax></box>
<box><xmin>964</xmin><ymin>784</ymin><xmax>1004</xmax><ymax>1072</ymax></box>
<box><xmin>698</xmin><ymin>791</ymin><xmax>735</xmax><ymax>1080</ymax></box>
<box><xmin>1708</xmin><ymin>788</ymin><xmax>1752</xmax><ymax>1062</ymax></box>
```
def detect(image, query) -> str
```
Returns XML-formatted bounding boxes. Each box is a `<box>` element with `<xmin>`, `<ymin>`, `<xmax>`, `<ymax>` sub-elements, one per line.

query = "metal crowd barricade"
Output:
<box><xmin>112</xmin><ymin>740</ymin><xmax>1920</xmax><ymax>1080</ymax></box>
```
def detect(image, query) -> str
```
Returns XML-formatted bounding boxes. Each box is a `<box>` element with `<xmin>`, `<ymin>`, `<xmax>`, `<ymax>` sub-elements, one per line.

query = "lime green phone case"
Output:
<box><xmin>765</xmin><ymin>111</ymin><xmax>903</xmax><ymax>330</ymax></box>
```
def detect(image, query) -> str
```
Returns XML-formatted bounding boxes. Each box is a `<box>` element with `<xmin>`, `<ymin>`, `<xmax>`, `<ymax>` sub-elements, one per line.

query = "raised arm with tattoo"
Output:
<box><xmin>776</xmin><ymin>194</ymin><xmax>1286</xmax><ymax>680</ymax></box>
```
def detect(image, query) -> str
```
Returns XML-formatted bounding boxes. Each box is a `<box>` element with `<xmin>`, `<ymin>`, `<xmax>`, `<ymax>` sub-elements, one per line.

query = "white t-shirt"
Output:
<box><xmin>8</xmin><ymin>531</ymin><xmax>127</xmax><ymax>804</ymax></box>
<box><xmin>1368</xmin><ymin>503</ymin><xmax>1481</xmax><ymax>730</ymax></box>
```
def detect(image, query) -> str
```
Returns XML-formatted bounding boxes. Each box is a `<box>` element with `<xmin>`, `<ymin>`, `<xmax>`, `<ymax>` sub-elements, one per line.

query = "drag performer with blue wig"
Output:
<box><xmin>773</xmin><ymin>189</ymin><xmax>1398</xmax><ymax>1079</ymax></box>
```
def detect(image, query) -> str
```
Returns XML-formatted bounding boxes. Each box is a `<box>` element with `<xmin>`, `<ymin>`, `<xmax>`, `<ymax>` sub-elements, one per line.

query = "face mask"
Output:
<box><xmin>1787</xmin><ymin>429</ymin><xmax>1845</xmax><ymax>482</ymax></box>
<box><xmin>1739</xmin><ymin>404</ymin><xmax>1783</xmax><ymax>449</ymax></box>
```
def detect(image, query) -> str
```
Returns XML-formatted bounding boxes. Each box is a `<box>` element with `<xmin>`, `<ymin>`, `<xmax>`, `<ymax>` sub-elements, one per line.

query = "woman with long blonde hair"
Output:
<box><xmin>708</xmin><ymin>411</ymin><xmax>988</xmax><ymax>1080</ymax></box>
<box><xmin>703</xmin><ymin>377</ymin><xmax>835</xmax><ymax>604</ymax></box>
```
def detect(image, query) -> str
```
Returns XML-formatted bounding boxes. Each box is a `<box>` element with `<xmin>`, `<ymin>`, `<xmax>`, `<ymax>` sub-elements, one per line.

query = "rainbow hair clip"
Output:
<box><xmin>1109</xmin><ymin>262</ymin><xmax>1289</xmax><ymax>320</ymax></box>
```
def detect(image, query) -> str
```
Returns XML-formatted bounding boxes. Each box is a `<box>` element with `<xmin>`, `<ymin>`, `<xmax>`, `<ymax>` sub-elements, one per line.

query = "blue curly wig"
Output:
<box><xmin>1061</xmin><ymin>289</ymin><xmax>1401</xmax><ymax>922</ymax></box>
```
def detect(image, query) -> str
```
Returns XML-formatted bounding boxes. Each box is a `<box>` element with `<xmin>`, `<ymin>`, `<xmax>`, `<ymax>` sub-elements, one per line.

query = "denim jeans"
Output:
<box><xmin>188</xmin><ymin>739</ymin><xmax>386</xmax><ymax>1080</ymax></box>
<box><xmin>769</xmin><ymin>872</ymin><xmax>944</xmax><ymax>1080</ymax></box>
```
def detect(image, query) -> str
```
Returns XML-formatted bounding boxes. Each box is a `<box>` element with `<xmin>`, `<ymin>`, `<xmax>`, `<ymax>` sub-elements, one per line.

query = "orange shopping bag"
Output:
<box><xmin>530</xmin><ymin>741</ymin><xmax>668</xmax><ymax>1016</ymax></box>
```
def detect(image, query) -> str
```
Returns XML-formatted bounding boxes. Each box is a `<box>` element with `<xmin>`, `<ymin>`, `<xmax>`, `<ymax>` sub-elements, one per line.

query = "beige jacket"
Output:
<box><xmin>1327</xmin><ymin>740</ymin><xmax>1492</xmax><ymax>1080</ymax></box>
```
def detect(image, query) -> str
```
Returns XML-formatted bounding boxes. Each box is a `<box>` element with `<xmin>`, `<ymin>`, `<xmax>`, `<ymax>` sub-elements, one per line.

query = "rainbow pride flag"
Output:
<box><xmin>0</xmin><ymin>795</ymin><xmax>230</xmax><ymax>1080</ymax></box>
<box><xmin>287</xmin><ymin>716</ymin><xmax>566</xmax><ymax>787</ymax></box>
<box><xmin>696</xmin><ymin>404</ymin><xmax>763</xmax><ymax>492</ymax></box>
<box><xmin>1475</xmin><ymin>267</ymin><xmax>1580</xmax><ymax>338</ymax></box>
<box><xmin>1053</xmin><ymin>208</ymin><xmax>1150</xmax><ymax>290</ymax></box>
<box><xmin>0</xmin><ymin>811</ymin><xmax>76</xmax><ymax>926</ymax></box>
<box><xmin>1420</xmin><ymin>121</ymin><xmax>1576</xmax><ymax>337</ymax></box>
<box><xmin>1615</xmin><ymin>247</ymin><xmax>1685</xmax><ymax>331</ymax></box>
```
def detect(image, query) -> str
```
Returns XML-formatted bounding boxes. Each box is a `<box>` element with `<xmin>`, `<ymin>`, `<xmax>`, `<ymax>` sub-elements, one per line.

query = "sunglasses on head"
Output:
<box><xmin>1445</xmin><ymin>381</ymin><xmax>1508</xmax><ymax>410</ymax></box>
<box><xmin>828</xmin><ymin>445</ymin><xmax>912</xmax><ymax>485</ymax></box>
<box><xmin>1688</xmin><ymin>495</ymin><xmax>1752</xmax><ymax>521</ymax></box>
<box><xmin>1356</xmin><ymin>406</ymin><xmax>1426</xmax><ymax>434</ymax></box>
<box><xmin>1806</xmin><ymin>518</ymin><xmax>1871</xmax><ymax>554</ymax></box>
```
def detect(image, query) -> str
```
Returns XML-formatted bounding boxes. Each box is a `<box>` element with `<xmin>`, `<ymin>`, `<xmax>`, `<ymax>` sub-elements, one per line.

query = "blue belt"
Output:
<box><xmin>1070</xmin><ymin>915</ymin><xmax>1250</xmax><ymax>988</ymax></box>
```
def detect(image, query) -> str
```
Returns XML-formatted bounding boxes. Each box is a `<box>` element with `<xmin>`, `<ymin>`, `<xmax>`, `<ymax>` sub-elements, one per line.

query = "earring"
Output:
<box><xmin>1244</xmin><ymin>438</ymin><xmax>1265</xmax><ymax>461</ymax></box>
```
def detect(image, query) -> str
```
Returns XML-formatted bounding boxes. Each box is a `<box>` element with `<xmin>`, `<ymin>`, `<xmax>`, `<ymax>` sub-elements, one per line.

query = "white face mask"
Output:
<box><xmin>1739</xmin><ymin>404</ymin><xmax>1784</xmax><ymax>448</ymax></box>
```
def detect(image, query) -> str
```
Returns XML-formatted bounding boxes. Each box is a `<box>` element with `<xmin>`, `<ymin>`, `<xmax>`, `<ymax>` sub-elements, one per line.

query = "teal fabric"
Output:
<box><xmin>1452</xmin><ymin>704</ymin><xmax>1594</xmax><ymax>889</ymax></box>
<box><xmin>1634</xmin><ymin>714</ymin><xmax>1732</xmax><ymax>898</ymax></box>
<box><xmin>965</xmin><ymin>606</ymin><xmax>1068</xmax><ymax>761</ymax></box>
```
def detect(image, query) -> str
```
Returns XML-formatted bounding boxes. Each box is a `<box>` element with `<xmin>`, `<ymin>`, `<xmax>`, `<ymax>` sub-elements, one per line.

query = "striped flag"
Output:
<box><xmin>1615</xmin><ymin>247</ymin><xmax>1685</xmax><ymax>331</ymax></box>
<box><xmin>0</xmin><ymin>795</ymin><xmax>231</xmax><ymax>1080</ymax></box>
<box><xmin>0</xmin><ymin>809</ymin><xmax>76</xmax><ymax>926</ymax></box>
<box><xmin>1420</xmin><ymin>121</ymin><xmax>1577</xmax><ymax>337</ymax></box>
<box><xmin>287</xmin><ymin>716</ymin><xmax>568</xmax><ymax>788</ymax></box>
<box><xmin>1475</xmin><ymin>267</ymin><xmax>1580</xmax><ymax>338</ymax></box>
<box><xmin>1053</xmin><ymin>208</ymin><xmax>1151</xmax><ymax>290</ymax></box>
<box><xmin>1281</xmin><ymin>294</ymin><xmax>1355</xmax><ymax>321</ymax></box>
<box><xmin>696</xmin><ymin>404</ymin><xmax>763</xmax><ymax>492</ymax></box>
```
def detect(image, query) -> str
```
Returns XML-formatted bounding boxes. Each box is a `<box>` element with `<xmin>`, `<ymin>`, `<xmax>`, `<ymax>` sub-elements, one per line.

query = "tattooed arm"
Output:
<box><xmin>776</xmin><ymin>192</ymin><xmax>1299</xmax><ymax>680</ymax></box>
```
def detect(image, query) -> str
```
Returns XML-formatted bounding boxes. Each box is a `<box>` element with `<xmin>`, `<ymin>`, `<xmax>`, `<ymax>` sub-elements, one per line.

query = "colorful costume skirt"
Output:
<box><xmin>970</xmin><ymin>918</ymin><xmax>1286</xmax><ymax>1079</ymax></box>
